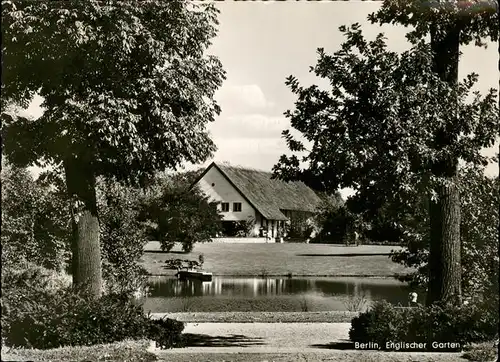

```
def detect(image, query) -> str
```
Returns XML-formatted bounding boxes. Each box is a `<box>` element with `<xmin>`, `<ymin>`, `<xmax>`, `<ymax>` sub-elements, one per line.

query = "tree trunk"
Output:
<box><xmin>64</xmin><ymin>159</ymin><xmax>103</xmax><ymax>298</ymax></box>
<box><xmin>427</xmin><ymin>174</ymin><xmax>462</xmax><ymax>305</ymax></box>
<box><xmin>426</xmin><ymin>22</ymin><xmax>462</xmax><ymax>306</ymax></box>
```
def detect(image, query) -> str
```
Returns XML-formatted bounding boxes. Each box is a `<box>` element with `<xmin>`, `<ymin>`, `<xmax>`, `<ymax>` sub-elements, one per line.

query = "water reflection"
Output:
<box><xmin>148</xmin><ymin>276</ymin><xmax>411</xmax><ymax>304</ymax></box>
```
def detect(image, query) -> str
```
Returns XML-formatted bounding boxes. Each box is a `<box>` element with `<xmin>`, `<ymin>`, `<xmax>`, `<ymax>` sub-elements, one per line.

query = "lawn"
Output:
<box><xmin>140</xmin><ymin>242</ymin><xmax>410</xmax><ymax>277</ymax></box>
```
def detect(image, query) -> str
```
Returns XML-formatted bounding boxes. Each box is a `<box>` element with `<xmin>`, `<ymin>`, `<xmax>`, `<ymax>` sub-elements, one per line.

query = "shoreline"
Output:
<box><xmin>152</xmin><ymin>311</ymin><xmax>360</xmax><ymax>323</ymax></box>
<box><xmin>140</xmin><ymin>243</ymin><xmax>412</xmax><ymax>277</ymax></box>
<box><xmin>147</xmin><ymin>273</ymin><xmax>408</xmax><ymax>278</ymax></box>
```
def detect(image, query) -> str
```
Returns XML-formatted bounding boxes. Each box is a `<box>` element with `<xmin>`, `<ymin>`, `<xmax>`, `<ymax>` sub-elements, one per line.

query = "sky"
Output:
<box><xmin>23</xmin><ymin>1</ymin><xmax>499</xmax><ymax>198</ymax></box>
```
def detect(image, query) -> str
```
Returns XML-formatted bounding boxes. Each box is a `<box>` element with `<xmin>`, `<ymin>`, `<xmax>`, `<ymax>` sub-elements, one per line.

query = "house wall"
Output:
<box><xmin>211</xmin><ymin>237</ymin><xmax>270</xmax><ymax>243</ymax></box>
<box><xmin>196</xmin><ymin>166</ymin><xmax>256</xmax><ymax>222</ymax></box>
<box><xmin>259</xmin><ymin>217</ymin><xmax>284</xmax><ymax>240</ymax></box>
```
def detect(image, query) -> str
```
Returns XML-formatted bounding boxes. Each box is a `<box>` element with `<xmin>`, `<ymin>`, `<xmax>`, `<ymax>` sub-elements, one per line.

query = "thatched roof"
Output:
<box><xmin>201</xmin><ymin>162</ymin><xmax>322</xmax><ymax>221</ymax></box>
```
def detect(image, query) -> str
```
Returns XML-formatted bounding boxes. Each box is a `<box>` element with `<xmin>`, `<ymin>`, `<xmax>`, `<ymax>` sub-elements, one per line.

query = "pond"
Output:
<box><xmin>143</xmin><ymin>276</ymin><xmax>417</xmax><ymax>313</ymax></box>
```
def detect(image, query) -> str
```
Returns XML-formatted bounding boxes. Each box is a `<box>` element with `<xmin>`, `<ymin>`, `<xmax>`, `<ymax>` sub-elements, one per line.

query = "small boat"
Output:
<box><xmin>176</xmin><ymin>269</ymin><xmax>213</xmax><ymax>282</ymax></box>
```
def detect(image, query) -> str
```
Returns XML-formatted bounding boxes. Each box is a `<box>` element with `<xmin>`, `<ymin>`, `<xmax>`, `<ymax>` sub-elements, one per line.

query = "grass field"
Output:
<box><xmin>141</xmin><ymin>242</ymin><xmax>410</xmax><ymax>277</ymax></box>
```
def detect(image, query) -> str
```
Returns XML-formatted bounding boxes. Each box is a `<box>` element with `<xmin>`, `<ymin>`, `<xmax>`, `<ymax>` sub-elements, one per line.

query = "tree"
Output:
<box><xmin>140</xmin><ymin>176</ymin><xmax>223</xmax><ymax>253</ymax></box>
<box><xmin>391</xmin><ymin>166</ymin><xmax>498</xmax><ymax>307</ymax></box>
<box><xmin>2</xmin><ymin>1</ymin><xmax>225</xmax><ymax>297</ymax></box>
<box><xmin>367</xmin><ymin>0</ymin><xmax>498</xmax><ymax>306</ymax></box>
<box><xmin>1</xmin><ymin>159</ymin><xmax>71</xmax><ymax>271</ymax></box>
<box><xmin>273</xmin><ymin>22</ymin><xmax>498</xmax><ymax>305</ymax></box>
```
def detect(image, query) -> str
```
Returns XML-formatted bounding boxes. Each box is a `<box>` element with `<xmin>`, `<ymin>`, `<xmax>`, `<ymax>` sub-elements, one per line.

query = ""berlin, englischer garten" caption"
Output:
<box><xmin>354</xmin><ymin>341</ymin><xmax>461</xmax><ymax>350</ymax></box>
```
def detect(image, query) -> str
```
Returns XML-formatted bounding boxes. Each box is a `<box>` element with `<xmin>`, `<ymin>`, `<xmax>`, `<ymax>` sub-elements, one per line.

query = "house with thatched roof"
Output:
<box><xmin>191</xmin><ymin>162</ymin><xmax>322</xmax><ymax>241</ymax></box>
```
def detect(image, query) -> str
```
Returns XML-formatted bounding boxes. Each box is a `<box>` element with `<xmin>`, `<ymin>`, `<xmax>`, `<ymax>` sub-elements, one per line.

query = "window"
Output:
<box><xmin>221</xmin><ymin>202</ymin><xmax>229</xmax><ymax>212</ymax></box>
<box><xmin>233</xmin><ymin>202</ymin><xmax>242</xmax><ymax>212</ymax></box>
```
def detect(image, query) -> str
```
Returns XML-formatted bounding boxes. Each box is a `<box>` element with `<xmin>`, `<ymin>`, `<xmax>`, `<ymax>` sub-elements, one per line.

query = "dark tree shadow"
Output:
<box><xmin>310</xmin><ymin>340</ymin><xmax>357</xmax><ymax>350</ymax></box>
<box><xmin>143</xmin><ymin>250</ymin><xmax>188</xmax><ymax>254</ymax></box>
<box><xmin>296</xmin><ymin>253</ymin><xmax>391</xmax><ymax>257</ymax></box>
<box><xmin>183</xmin><ymin>333</ymin><xmax>266</xmax><ymax>347</ymax></box>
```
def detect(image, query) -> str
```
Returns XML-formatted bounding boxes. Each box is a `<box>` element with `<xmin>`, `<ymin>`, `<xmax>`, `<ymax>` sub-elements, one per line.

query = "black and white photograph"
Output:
<box><xmin>1</xmin><ymin>1</ymin><xmax>499</xmax><ymax>361</ymax></box>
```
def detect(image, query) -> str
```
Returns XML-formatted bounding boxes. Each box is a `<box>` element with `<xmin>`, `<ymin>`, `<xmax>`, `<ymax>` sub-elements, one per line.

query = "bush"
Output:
<box><xmin>462</xmin><ymin>341</ymin><xmax>499</xmax><ymax>362</ymax></box>
<box><xmin>2</xmin><ymin>263</ymin><xmax>183</xmax><ymax>350</ymax></box>
<box><xmin>349</xmin><ymin>301</ymin><xmax>498</xmax><ymax>351</ymax></box>
<box><xmin>2</xmin><ymin>262</ymin><xmax>72</xmax><ymax>295</ymax></box>
<box><xmin>164</xmin><ymin>258</ymin><xmax>201</xmax><ymax>270</ymax></box>
<box><xmin>149</xmin><ymin>317</ymin><xmax>185</xmax><ymax>349</ymax></box>
<box><xmin>2</xmin><ymin>286</ymin><xmax>184</xmax><ymax>350</ymax></box>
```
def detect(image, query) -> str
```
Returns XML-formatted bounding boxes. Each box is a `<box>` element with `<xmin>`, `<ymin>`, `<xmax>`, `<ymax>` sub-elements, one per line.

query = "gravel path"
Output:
<box><xmin>153</xmin><ymin>322</ymin><xmax>351</xmax><ymax>354</ymax></box>
<box><xmin>150</xmin><ymin>322</ymin><xmax>463</xmax><ymax>361</ymax></box>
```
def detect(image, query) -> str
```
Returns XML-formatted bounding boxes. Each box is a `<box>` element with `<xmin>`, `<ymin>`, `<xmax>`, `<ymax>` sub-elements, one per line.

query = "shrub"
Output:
<box><xmin>344</xmin><ymin>293</ymin><xmax>369</xmax><ymax>312</ymax></box>
<box><xmin>234</xmin><ymin>218</ymin><xmax>256</xmax><ymax>237</ymax></box>
<box><xmin>2</xmin><ymin>261</ymin><xmax>72</xmax><ymax>295</ymax></box>
<box><xmin>285</xmin><ymin>212</ymin><xmax>316</xmax><ymax>240</ymax></box>
<box><xmin>462</xmin><ymin>341</ymin><xmax>499</xmax><ymax>362</ymax></box>
<box><xmin>1</xmin><ymin>262</ymin><xmax>72</xmax><ymax>333</ymax></box>
<box><xmin>300</xmin><ymin>296</ymin><xmax>310</xmax><ymax>312</ymax></box>
<box><xmin>349</xmin><ymin>301</ymin><xmax>498</xmax><ymax>351</ymax></box>
<box><xmin>149</xmin><ymin>317</ymin><xmax>185</xmax><ymax>349</ymax></box>
<box><xmin>164</xmin><ymin>258</ymin><xmax>201</xmax><ymax>270</ymax></box>
<box><xmin>2</xmin><ymin>263</ymin><xmax>183</xmax><ymax>350</ymax></box>
<box><xmin>2</xmin><ymin>286</ymin><xmax>184</xmax><ymax>350</ymax></box>
<box><xmin>349</xmin><ymin>301</ymin><xmax>410</xmax><ymax>347</ymax></box>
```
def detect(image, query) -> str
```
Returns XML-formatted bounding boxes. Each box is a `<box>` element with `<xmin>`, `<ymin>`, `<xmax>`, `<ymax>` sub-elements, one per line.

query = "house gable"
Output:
<box><xmin>191</xmin><ymin>162</ymin><xmax>322</xmax><ymax>222</ymax></box>
<box><xmin>216</xmin><ymin>163</ymin><xmax>321</xmax><ymax>220</ymax></box>
<box><xmin>194</xmin><ymin>163</ymin><xmax>257</xmax><ymax>222</ymax></box>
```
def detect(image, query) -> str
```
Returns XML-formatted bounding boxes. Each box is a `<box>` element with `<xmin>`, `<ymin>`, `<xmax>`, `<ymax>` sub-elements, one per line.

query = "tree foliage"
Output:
<box><xmin>392</xmin><ymin>167</ymin><xmax>499</xmax><ymax>300</ymax></box>
<box><xmin>459</xmin><ymin>168</ymin><xmax>498</xmax><ymax>302</ymax></box>
<box><xmin>273</xmin><ymin>11</ymin><xmax>498</xmax><ymax>305</ymax></box>
<box><xmin>2</xmin><ymin>0</ymin><xmax>225</xmax><ymax>182</ymax></box>
<box><xmin>368</xmin><ymin>0</ymin><xmax>498</xmax><ymax>47</ymax></box>
<box><xmin>140</xmin><ymin>175</ymin><xmax>223</xmax><ymax>253</ymax></box>
<box><xmin>314</xmin><ymin>192</ymin><xmax>357</xmax><ymax>243</ymax></box>
<box><xmin>1</xmin><ymin>159</ymin><xmax>71</xmax><ymax>271</ymax></box>
<box><xmin>274</xmin><ymin>24</ymin><xmax>498</xmax><ymax>215</ymax></box>
<box><xmin>97</xmin><ymin>179</ymin><xmax>149</xmax><ymax>294</ymax></box>
<box><xmin>2</xmin><ymin>0</ymin><xmax>225</xmax><ymax>296</ymax></box>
